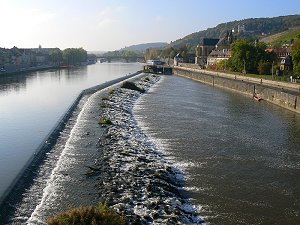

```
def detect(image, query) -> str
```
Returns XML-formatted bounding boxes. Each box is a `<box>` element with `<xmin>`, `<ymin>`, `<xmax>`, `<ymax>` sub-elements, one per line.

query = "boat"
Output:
<box><xmin>253</xmin><ymin>95</ymin><xmax>262</xmax><ymax>101</ymax></box>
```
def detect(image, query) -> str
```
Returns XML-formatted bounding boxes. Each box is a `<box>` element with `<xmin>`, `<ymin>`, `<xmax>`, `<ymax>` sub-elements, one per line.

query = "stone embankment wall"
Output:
<box><xmin>173</xmin><ymin>66</ymin><xmax>300</xmax><ymax>114</ymax></box>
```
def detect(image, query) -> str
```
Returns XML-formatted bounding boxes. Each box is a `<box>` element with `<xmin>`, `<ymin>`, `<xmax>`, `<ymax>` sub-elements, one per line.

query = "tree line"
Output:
<box><xmin>226</xmin><ymin>40</ymin><xmax>277</xmax><ymax>75</ymax></box>
<box><xmin>48</xmin><ymin>48</ymin><xmax>87</xmax><ymax>66</ymax></box>
<box><xmin>144</xmin><ymin>46</ymin><xmax>195</xmax><ymax>62</ymax></box>
<box><xmin>102</xmin><ymin>50</ymin><xmax>143</xmax><ymax>58</ymax></box>
<box><xmin>226</xmin><ymin>37</ymin><xmax>300</xmax><ymax>77</ymax></box>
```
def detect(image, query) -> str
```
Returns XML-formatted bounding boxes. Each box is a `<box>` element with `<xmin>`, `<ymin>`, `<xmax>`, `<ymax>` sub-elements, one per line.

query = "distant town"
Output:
<box><xmin>174</xmin><ymin>28</ymin><xmax>296</xmax><ymax>80</ymax></box>
<box><xmin>0</xmin><ymin>46</ymin><xmax>97</xmax><ymax>74</ymax></box>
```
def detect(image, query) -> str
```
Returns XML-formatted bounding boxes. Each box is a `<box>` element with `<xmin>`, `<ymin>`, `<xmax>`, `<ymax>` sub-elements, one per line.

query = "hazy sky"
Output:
<box><xmin>1</xmin><ymin>0</ymin><xmax>300</xmax><ymax>51</ymax></box>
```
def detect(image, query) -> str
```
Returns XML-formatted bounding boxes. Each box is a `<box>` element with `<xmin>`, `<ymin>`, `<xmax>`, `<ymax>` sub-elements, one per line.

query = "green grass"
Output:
<box><xmin>108</xmin><ymin>89</ymin><xmax>115</xmax><ymax>95</ymax></box>
<box><xmin>267</xmin><ymin>28</ymin><xmax>300</xmax><ymax>46</ymax></box>
<box><xmin>214</xmin><ymin>70</ymin><xmax>291</xmax><ymax>82</ymax></box>
<box><xmin>143</xmin><ymin>77</ymin><xmax>150</xmax><ymax>82</ymax></box>
<box><xmin>47</xmin><ymin>203</ymin><xmax>127</xmax><ymax>225</ymax></box>
<box><xmin>99</xmin><ymin>117</ymin><xmax>112</xmax><ymax>125</ymax></box>
<box><xmin>101</xmin><ymin>96</ymin><xmax>109</xmax><ymax>101</ymax></box>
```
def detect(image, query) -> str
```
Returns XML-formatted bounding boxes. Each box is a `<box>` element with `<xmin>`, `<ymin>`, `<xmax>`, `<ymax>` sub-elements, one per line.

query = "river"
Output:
<box><xmin>0</xmin><ymin>62</ymin><xmax>142</xmax><ymax>202</ymax></box>
<box><xmin>1</xmin><ymin>69</ymin><xmax>300</xmax><ymax>224</ymax></box>
<box><xmin>134</xmin><ymin>75</ymin><xmax>300</xmax><ymax>225</ymax></box>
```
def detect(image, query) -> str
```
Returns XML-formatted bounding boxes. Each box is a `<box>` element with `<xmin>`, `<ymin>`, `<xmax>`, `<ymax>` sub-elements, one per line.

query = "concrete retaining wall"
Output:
<box><xmin>174</xmin><ymin>66</ymin><xmax>300</xmax><ymax>114</ymax></box>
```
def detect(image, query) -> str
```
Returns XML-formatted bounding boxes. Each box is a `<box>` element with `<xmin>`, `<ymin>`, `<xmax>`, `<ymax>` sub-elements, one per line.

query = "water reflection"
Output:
<box><xmin>0</xmin><ymin>67</ymin><xmax>89</xmax><ymax>95</ymax></box>
<box><xmin>0</xmin><ymin>73</ymin><xmax>28</xmax><ymax>94</ymax></box>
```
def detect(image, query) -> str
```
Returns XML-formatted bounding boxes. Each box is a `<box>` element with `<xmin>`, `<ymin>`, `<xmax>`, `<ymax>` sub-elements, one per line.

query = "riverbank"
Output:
<box><xmin>174</xmin><ymin>65</ymin><xmax>300</xmax><ymax>114</ymax></box>
<box><xmin>0</xmin><ymin>65</ymin><xmax>57</xmax><ymax>75</ymax></box>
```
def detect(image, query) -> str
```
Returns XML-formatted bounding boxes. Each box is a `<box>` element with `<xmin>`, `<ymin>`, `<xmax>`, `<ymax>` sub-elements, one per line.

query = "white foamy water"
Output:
<box><xmin>27</xmin><ymin>90</ymin><xmax>106</xmax><ymax>224</ymax></box>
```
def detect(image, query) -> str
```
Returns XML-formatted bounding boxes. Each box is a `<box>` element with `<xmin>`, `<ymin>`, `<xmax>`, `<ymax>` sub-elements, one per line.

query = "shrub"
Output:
<box><xmin>99</xmin><ymin>117</ymin><xmax>112</xmax><ymax>125</ymax></box>
<box><xmin>144</xmin><ymin>77</ymin><xmax>150</xmax><ymax>82</ymax></box>
<box><xmin>101</xmin><ymin>96</ymin><xmax>109</xmax><ymax>101</ymax></box>
<box><xmin>47</xmin><ymin>203</ymin><xmax>127</xmax><ymax>225</ymax></box>
<box><xmin>121</xmin><ymin>81</ymin><xmax>145</xmax><ymax>93</ymax></box>
<box><xmin>108</xmin><ymin>89</ymin><xmax>115</xmax><ymax>95</ymax></box>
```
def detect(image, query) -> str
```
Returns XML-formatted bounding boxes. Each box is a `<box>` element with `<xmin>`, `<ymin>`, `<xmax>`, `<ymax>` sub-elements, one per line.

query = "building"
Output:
<box><xmin>267</xmin><ymin>47</ymin><xmax>293</xmax><ymax>73</ymax></box>
<box><xmin>207</xmin><ymin>50</ymin><xmax>231</xmax><ymax>69</ymax></box>
<box><xmin>273</xmin><ymin>47</ymin><xmax>292</xmax><ymax>59</ymax></box>
<box><xmin>238</xmin><ymin>24</ymin><xmax>246</xmax><ymax>33</ymax></box>
<box><xmin>195</xmin><ymin>38</ymin><xmax>219</xmax><ymax>68</ymax></box>
<box><xmin>207</xmin><ymin>31</ymin><xmax>234</xmax><ymax>69</ymax></box>
<box><xmin>0</xmin><ymin>46</ymin><xmax>61</xmax><ymax>73</ymax></box>
<box><xmin>174</xmin><ymin>53</ymin><xmax>184</xmax><ymax>66</ymax></box>
<box><xmin>280</xmin><ymin>55</ymin><xmax>293</xmax><ymax>72</ymax></box>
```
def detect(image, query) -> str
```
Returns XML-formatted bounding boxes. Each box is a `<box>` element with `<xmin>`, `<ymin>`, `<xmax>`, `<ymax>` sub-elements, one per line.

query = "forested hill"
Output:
<box><xmin>168</xmin><ymin>15</ymin><xmax>300</xmax><ymax>51</ymax></box>
<box><xmin>119</xmin><ymin>42</ymin><xmax>168</xmax><ymax>52</ymax></box>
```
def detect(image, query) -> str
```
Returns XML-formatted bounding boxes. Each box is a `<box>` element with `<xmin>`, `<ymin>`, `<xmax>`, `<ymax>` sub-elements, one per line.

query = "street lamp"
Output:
<box><xmin>272</xmin><ymin>61</ymin><xmax>274</xmax><ymax>80</ymax></box>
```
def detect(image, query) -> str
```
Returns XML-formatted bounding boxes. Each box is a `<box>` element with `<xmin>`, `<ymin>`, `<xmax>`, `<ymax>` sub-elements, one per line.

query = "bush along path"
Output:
<box><xmin>91</xmin><ymin>75</ymin><xmax>204</xmax><ymax>224</ymax></box>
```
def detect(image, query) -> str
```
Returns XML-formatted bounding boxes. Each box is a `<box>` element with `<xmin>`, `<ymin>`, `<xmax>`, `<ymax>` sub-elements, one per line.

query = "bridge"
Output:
<box><xmin>96</xmin><ymin>56</ymin><xmax>145</xmax><ymax>63</ymax></box>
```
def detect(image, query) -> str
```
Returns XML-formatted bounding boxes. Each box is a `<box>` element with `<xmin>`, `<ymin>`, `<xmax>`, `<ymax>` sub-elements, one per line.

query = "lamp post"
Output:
<box><xmin>272</xmin><ymin>61</ymin><xmax>274</xmax><ymax>80</ymax></box>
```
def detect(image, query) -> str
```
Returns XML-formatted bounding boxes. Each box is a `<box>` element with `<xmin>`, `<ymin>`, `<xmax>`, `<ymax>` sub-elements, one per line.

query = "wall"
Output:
<box><xmin>173</xmin><ymin>66</ymin><xmax>300</xmax><ymax>114</ymax></box>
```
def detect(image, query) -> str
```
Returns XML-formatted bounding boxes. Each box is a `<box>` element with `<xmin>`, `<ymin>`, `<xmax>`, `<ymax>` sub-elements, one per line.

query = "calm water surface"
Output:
<box><xmin>134</xmin><ymin>75</ymin><xmax>300</xmax><ymax>225</ymax></box>
<box><xmin>0</xmin><ymin>63</ymin><xmax>142</xmax><ymax>198</ymax></box>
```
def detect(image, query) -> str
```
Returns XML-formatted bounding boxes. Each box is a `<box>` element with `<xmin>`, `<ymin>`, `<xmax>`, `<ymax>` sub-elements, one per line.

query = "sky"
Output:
<box><xmin>1</xmin><ymin>0</ymin><xmax>300</xmax><ymax>51</ymax></box>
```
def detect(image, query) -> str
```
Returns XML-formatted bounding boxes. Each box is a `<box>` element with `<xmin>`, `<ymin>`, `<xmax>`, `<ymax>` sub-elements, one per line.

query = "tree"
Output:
<box><xmin>292</xmin><ymin>36</ymin><xmax>300</xmax><ymax>76</ymax></box>
<box><xmin>257</xmin><ymin>60</ymin><xmax>272</xmax><ymax>75</ymax></box>
<box><xmin>216</xmin><ymin>59</ymin><xmax>226</xmax><ymax>70</ymax></box>
<box><xmin>144</xmin><ymin>48</ymin><xmax>158</xmax><ymax>60</ymax></box>
<box><xmin>62</xmin><ymin>48</ymin><xmax>87</xmax><ymax>65</ymax></box>
<box><xmin>227</xmin><ymin>39</ymin><xmax>257</xmax><ymax>73</ymax></box>
<box><xmin>228</xmin><ymin>39</ymin><xmax>277</xmax><ymax>74</ymax></box>
<box><xmin>48</xmin><ymin>49</ymin><xmax>63</xmax><ymax>65</ymax></box>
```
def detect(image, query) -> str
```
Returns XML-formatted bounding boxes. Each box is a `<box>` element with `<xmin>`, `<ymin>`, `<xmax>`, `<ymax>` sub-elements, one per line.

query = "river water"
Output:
<box><xmin>0</xmin><ymin>63</ymin><xmax>142</xmax><ymax>201</ymax></box>
<box><xmin>134</xmin><ymin>75</ymin><xmax>300</xmax><ymax>225</ymax></box>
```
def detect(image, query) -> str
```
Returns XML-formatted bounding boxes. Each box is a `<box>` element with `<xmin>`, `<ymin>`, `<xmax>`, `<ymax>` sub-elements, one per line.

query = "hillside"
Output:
<box><xmin>168</xmin><ymin>15</ymin><xmax>300</xmax><ymax>51</ymax></box>
<box><xmin>260</xmin><ymin>27</ymin><xmax>300</xmax><ymax>46</ymax></box>
<box><xmin>119</xmin><ymin>42</ymin><xmax>168</xmax><ymax>52</ymax></box>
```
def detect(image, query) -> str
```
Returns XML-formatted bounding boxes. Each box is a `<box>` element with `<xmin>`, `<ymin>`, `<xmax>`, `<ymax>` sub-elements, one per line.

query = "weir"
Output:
<box><xmin>0</xmin><ymin>71</ymin><xmax>142</xmax><ymax>215</ymax></box>
<box><xmin>173</xmin><ymin>65</ymin><xmax>300</xmax><ymax>114</ymax></box>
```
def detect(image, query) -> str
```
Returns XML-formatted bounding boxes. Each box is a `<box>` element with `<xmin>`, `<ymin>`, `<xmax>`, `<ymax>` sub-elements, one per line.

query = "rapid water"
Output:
<box><xmin>134</xmin><ymin>75</ymin><xmax>300</xmax><ymax>225</ymax></box>
<box><xmin>0</xmin><ymin>63</ymin><xmax>142</xmax><ymax>214</ymax></box>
